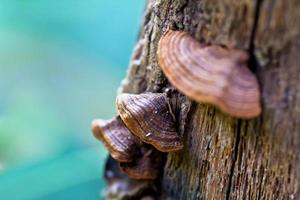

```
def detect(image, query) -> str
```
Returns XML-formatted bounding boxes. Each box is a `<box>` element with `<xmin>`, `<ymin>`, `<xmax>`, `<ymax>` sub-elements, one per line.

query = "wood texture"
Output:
<box><xmin>119</xmin><ymin>0</ymin><xmax>300</xmax><ymax>199</ymax></box>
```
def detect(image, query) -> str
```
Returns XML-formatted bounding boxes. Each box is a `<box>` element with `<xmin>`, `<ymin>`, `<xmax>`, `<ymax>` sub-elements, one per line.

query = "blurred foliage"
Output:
<box><xmin>0</xmin><ymin>0</ymin><xmax>144</xmax><ymax>199</ymax></box>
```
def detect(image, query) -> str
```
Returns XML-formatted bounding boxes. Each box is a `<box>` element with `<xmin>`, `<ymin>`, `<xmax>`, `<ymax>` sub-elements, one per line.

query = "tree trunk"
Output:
<box><xmin>119</xmin><ymin>0</ymin><xmax>300</xmax><ymax>199</ymax></box>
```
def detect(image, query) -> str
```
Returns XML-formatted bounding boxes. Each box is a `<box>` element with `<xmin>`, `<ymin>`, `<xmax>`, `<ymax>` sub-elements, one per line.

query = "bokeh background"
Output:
<box><xmin>0</xmin><ymin>1</ymin><xmax>145</xmax><ymax>199</ymax></box>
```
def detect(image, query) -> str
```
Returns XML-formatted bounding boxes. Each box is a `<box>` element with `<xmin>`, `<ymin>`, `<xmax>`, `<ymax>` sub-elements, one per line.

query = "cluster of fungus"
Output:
<box><xmin>91</xmin><ymin>30</ymin><xmax>261</xmax><ymax>195</ymax></box>
<box><xmin>92</xmin><ymin>92</ymin><xmax>181</xmax><ymax>181</ymax></box>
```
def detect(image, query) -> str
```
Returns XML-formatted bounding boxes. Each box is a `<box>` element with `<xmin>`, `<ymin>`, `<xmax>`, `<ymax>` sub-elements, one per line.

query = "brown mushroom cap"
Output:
<box><xmin>91</xmin><ymin>116</ymin><xmax>142</xmax><ymax>162</ymax></box>
<box><xmin>116</xmin><ymin>93</ymin><xmax>183</xmax><ymax>152</ymax></box>
<box><xmin>120</xmin><ymin>146</ymin><xmax>165</xmax><ymax>180</ymax></box>
<box><xmin>157</xmin><ymin>30</ymin><xmax>261</xmax><ymax>118</ymax></box>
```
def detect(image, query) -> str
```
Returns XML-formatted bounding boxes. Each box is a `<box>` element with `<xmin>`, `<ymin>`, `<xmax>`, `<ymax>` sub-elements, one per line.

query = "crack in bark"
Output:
<box><xmin>226</xmin><ymin>1</ymin><xmax>263</xmax><ymax>199</ymax></box>
<box><xmin>249</xmin><ymin>0</ymin><xmax>263</xmax><ymax>73</ymax></box>
<box><xmin>257</xmin><ymin>165</ymin><xmax>264</xmax><ymax>200</ymax></box>
<box><xmin>225</xmin><ymin>119</ymin><xmax>241</xmax><ymax>200</ymax></box>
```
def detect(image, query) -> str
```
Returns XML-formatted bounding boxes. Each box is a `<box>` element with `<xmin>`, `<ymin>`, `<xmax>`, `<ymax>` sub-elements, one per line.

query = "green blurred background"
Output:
<box><xmin>0</xmin><ymin>1</ymin><xmax>144</xmax><ymax>199</ymax></box>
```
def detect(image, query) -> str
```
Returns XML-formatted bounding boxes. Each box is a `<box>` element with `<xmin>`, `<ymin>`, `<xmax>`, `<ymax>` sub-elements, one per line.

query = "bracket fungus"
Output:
<box><xmin>120</xmin><ymin>146</ymin><xmax>165</xmax><ymax>180</ymax></box>
<box><xmin>104</xmin><ymin>156</ymin><xmax>157</xmax><ymax>199</ymax></box>
<box><xmin>157</xmin><ymin>30</ymin><xmax>261</xmax><ymax>118</ymax></box>
<box><xmin>116</xmin><ymin>93</ymin><xmax>183</xmax><ymax>152</ymax></box>
<box><xmin>91</xmin><ymin>116</ymin><xmax>142</xmax><ymax>162</ymax></box>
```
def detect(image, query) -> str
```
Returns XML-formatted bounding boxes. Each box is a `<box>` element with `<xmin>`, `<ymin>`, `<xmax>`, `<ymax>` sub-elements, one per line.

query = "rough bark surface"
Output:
<box><xmin>120</xmin><ymin>0</ymin><xmax>300</xmax><ymax>199</ymax></box>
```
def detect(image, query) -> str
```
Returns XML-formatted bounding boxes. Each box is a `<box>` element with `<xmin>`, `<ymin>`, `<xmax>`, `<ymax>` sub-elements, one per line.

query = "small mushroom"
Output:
<box><xmin>157</xmin><ymin>30</ymin><xmax>261</xmax><ymax>118</ymax></box>
<box><xmin>91</xmin><ymin>116</ymin><xmax>142</xmax><ymax>162</ymax></box>
<box><xmin>120</xmin><ymin>146</ymin><xmax>165</xmax><ymax>180</ymax></box>
<box><xmin>116</xmin><ymin>93</ymin><xmax>183</xmax><ymax>152</ymax></box>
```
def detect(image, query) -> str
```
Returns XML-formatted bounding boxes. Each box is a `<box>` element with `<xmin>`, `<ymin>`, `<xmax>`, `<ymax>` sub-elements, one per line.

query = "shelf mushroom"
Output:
<box><xmin>120</xmin><ymin>146</ymin><xmax>165</xmax><ymax>180</ymax></box>
<box><xmin>92</xmin><ymin>116</ymin><xmax>165</xmax><ymax>180</ymax></box>
<box><xmin>157</xmin><ymin>30</ymin><xmax>261</xmax><ymax>118</ymax></box>
<box><xmin>116</xmin><ymin>93</ymin><xmax>183</xmax><ymax>152</ymax></box>
<box><xmin>92</xmin><ymin>116</ymin><xmax>142</xmax><ymax>162</ymax></box>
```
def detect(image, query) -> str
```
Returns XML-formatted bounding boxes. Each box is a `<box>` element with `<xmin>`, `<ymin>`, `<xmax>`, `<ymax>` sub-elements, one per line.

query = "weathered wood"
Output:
<box><xmin>119</xmin><ymin>0</ymin><xmax>300</xmax><ymax>199</ymax></box>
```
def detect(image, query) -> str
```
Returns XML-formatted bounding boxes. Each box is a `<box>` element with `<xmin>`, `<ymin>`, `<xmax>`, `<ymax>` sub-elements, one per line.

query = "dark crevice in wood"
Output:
<box><xmin>225</xmin><ymin>119</ymin><xmax>241</xmax><ymax>200</ymax></box>
<box><xmin>257</xmin><ymin>165</ymin><xmax>264</xmax><ymax>200</ymax></box>
<box><xmin>223</xmin><ymin>2</ymin><xmax>264</xmax><ymax>198</ymax></box>
<box><xmin>248</xmin><ymin>0</ymin><xmax>263</xmax><ymax>73</ymax></box>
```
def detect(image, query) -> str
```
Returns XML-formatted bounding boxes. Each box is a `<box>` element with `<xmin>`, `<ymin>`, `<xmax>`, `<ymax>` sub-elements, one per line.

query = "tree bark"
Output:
<box><xmin>119</xmin><ymin>0</ymin><xmax>300</xmax><ymax>199</ymax></box>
